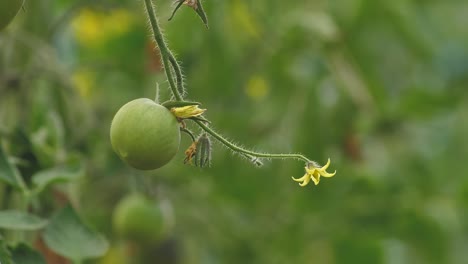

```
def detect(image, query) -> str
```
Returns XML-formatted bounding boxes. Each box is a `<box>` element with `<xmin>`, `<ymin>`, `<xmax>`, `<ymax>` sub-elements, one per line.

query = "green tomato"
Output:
<box><xmin>110</xmin><ymin>98</ymin><xmax>180</xmax><ymax>170</ymax></box>
<box><xmin>113</xmin><ymin>194</ymin><xmax>166</xmax><ymax>246</ymax></box>
<box><xmin>0</xmin><ymin>0</ymin><xmax>23</xmax><ymax>31</ymax></box>
<box><xmin>97</xmin><ymin>245</ymin><xmax>129</xmax><ymax>264</ymax></box>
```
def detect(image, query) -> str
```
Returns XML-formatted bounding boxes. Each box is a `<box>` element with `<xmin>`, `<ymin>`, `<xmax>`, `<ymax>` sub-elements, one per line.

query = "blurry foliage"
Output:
<box><xmin>0</xmin><ymin>0</ymin><xmax>468</xmax><ymax>263</ymax></box>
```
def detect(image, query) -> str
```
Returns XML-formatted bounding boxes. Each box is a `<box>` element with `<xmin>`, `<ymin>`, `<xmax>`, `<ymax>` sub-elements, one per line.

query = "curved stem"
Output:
<box><xmin>168</xmin><ymin>55</ymin><xmax>184</xmax><ymax>96</ymax></box>
<box><xmin>144</xmin><ymin>0</ymin><xmax>183</xmax><ymax>101</ymax></box>
<box><xmin>180</xmin><ymin>127</ymin><xmax>196</xmax><ymax>142</ymax></box>
<box><xmin>144</xmin><ymin>0</ymin><xmax>313</xmax><ymax>166</ymax></box>
<box><xmin>13</xmin><ymin>171</ymin><xmax>28</xmax><ymax>195</ymax></box>
<box><xmin>194</xmin><ymin>120</ymin><xmax>311</xmax><ymax>163</ymax></box>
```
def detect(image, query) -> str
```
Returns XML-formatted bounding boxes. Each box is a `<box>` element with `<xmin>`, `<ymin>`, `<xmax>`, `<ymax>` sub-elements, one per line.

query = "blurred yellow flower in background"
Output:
<box><xmin>72</xmin><ymin>8</ymin><xmax>134</xmax><ymax>47</ymax></box>
<box><xmin>245</xmin><ymin>75</ymin><xmax>269</xmax><ymax>101</ymax></box>
<box><xmin>72</xmin><ymin>69</ymin><xmax>95</xmax><ymax>99</ymax></box>
<box><xmin>228</xmin><ymin>0</ymin><xmax>261</xmax><ymax>39</ymax></box>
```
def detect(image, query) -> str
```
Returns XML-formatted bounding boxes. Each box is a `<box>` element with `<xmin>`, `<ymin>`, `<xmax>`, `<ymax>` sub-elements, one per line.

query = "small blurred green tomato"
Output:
<box><xmin>97</xmin><ymin>245</ymin><xmax>129</xmax><ymax>264</ymax></box>
<box><xmin>113</xmin><ymin>194</ymin><xmax>168</xmax><ymax>246</ymax></box>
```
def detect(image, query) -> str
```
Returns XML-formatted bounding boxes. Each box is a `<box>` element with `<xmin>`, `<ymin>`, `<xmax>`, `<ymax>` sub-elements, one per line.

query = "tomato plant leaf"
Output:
<box><xmin>0</xmin><ymin>210</ymin><xmax>47</xmax><ymax>230</ymax></box>
<box><xmin>0</xmin><ymin>143</ymin><xmax>22</xmax><ymax>190</ymax></box>
<box><xmin>0</xmin><ymin>237</ymin><xmax>12</xmax><ymax>264</ymax></box>
<box><xmin>43</xmin><ymin>205</ymin><xmax>109</xmax><ymax>261</ymax></box>
<box><xmin>9</xmin><ymin>243</ymin><xmax>46</xmax><ymax>264</ymax></box>
<box><xmin>32</xmin><ymin>159</ymin><xmax>84</xmax><ymax>194</ymax></box>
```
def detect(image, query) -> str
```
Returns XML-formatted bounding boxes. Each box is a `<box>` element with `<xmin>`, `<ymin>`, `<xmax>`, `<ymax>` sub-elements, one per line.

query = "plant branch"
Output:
<box><xmin>168</xmin><ymin>55</ymin><xmax>184</xmax><ymax>96</ymax></box>
<box><xmin>194</xmin><ymin>120</ymin><xmax>312</xmax><ymax>163</ymax></box>
<box><xmin>144</xmin><ymin>0</ymin><xmax>313</xmax><ymax>166</ymax></box>
<box><xmin>144</xmin><ymin>0</ymin><xmax>183</xmax><ymax>101</ymax></box>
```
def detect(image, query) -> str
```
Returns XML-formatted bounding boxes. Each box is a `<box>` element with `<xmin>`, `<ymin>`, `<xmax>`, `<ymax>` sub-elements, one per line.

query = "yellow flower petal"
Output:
<box><xmin>171</xmin><ymin>105</ymin><xmax>206</xmax><ymax>119</ymax></box>
<box><xmin>291</xmin><ymin>174</ymin><xmax>307</xmax><ymax>182</ymax></box>
<box><xmin>321</xmin><ymin>158</ymin><xmax>331</xmax><ymax>170</ymax></box>
<box><xmin>305</xmin><ymin>166</ymin><xmax>316</xmax><ymax>174</ymax></box>
<box><xmin>291</xmin><ymin>173</ymin><xmax>311</xmax><ymax>187</ymax></box>
<box><xmin>292</xmin><ymin>159</ymin><xmax>336</xmax><ymax>187</ymax></box>
<box><xmin>320</xmin><ymin>170</ymin><xmax>336</xmax><ymax>177</ymax></box>
<box><xmin>299</xmin><ymin>176</ymin><xmax>311</xmax><ymax>186</ymax></box>
<box><xmin>311</xmin><ymin>173</ymin><xmax>320</xmax><ymax>185</ymax></box>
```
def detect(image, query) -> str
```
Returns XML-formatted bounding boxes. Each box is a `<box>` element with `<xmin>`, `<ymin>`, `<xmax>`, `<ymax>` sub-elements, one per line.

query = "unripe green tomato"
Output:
<box><xmin>0</xmin><ymin>0</ymin><xmax>23</xmax><ymax>31</ymax></box>
<box><xmin>97</xmin><ymin>245</ymin><xmax>129</xmax><ymax>264</ymax></box>
<box><xmin>110</xmin><ymin>98</ymin><xmax>180</xmax><ymax>170</ymax></box>
<box><xmin>113</xmin><ymin>194</ymin><xmax>165</xmax><ymax>246</ymax></box>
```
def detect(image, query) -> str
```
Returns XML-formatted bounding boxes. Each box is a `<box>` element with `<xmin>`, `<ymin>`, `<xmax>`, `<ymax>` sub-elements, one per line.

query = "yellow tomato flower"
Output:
<box><xmin>171</xmin><ymin>105</ymin><xmax>206</xmax><ymax>119</ymax></box>
<box><xmin>245</xmin><ymin>75</ymin><xmax>269</xmax><ymax>101</ymax></box>
<box><xmin>292</xmin><ymin>158</ymin><xmax>336</xmax><ymax>186</ymax></box>
<box><xmin>72</xmin><ymin>8</ymin><xmax>134</xmax><ymax>48</ymax></box>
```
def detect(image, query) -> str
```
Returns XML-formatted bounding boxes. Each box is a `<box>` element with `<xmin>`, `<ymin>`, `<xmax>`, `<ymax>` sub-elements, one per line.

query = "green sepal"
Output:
<box><xmin>162</xmin><ymin>100</ymin><xmax>201</xmax><ymax>109</ymax></box>
<box><xmin>194</xmin><ymin>0</ymin><xmax>209</xmax><ymax>29</ymax></box>
<box><xmin>168</xmin><ymin>0</ymin><xmax>209</xmax><ymax>29</ymax></box>
<box><xmin>194</xmin><ymin>133</ymin><xmax>211</xmax><ymax>168</ymax></box>
<box><xmin>180</xmin><ymin>127</ymin><xmax>196</xmax><ymax>142</ymax></box>
<box><xmin>168</xmin><ymin>0</ymin><xmax>185</xmax><ymax>21</ymax></box>
<box><xmin>189</xmin><ymin>116</ymin><xmax>210</xmax><ymax>123</ymax></box>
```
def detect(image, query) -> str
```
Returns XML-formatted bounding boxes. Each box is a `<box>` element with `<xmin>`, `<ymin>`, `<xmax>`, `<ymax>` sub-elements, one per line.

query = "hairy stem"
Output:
<box><xmin>144</xmin><ymin>0</ymin><xmax>312</xmax><ymax>165</ymax></box>
<box><xmin>144</xmin><ymin>0</ymin><xmax>183</xmax><ymax>101</ymax></box>
<box><xmin>168</xmin><ymin>55</ymin><xmax>184</xmax><ymax>96</ymax></box>
<box><xmin>194</xmin><ymin>120</ymin><xmax>311</xmax><ymax>163</ymax></box>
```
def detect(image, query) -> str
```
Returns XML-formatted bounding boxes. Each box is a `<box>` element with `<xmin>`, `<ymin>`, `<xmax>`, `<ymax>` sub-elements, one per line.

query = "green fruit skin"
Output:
<box><xmin>0</xmin><ymin>0</ymin><xmax>23</xmax><ymax>31</ymax></box>
<box><xmin>98</xmin><ymin>246</ymin><xmax>128</xmax><ymax>264</ymax></box>
<box><xmin>113</xmin><ymin>194</ymin><xmax>165</xmax><ymax>245</ymax></box>
<box><xmin>110</xmin><ymin>98</ymin><xmax>180</xmax><ymax>170</ymax></box>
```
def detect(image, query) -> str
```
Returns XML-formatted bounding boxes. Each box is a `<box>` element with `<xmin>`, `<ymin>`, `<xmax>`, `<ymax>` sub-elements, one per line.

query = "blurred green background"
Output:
<box><xmin>1</xmin><ymin>0</ymin><xmax>468</xmax><ymax>263</ymax></box>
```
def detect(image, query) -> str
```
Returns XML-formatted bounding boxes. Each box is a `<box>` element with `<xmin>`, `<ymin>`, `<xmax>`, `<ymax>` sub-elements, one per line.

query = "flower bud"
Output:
<box><xmin>194</xmin><ymin>133</ymin><xmax>211</xmax><ymax>168</ymax></box>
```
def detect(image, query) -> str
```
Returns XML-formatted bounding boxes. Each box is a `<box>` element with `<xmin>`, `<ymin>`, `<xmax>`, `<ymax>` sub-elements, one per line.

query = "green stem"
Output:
<box><xmin>168</xmin><ymin>55</ymin><xmax>185</xmax><ymax>96</ymax></box>
<box><xmin>7</xmin><ymin>160</ymin><xmax>31</xmax><ymax>242</ymax></box>
<box><xmin>180</xmin><ymin>127</ymin><xmax>196</xmax><ymax>142</ymax></box>
<box><xmin>11</xmin><ymin>163</ymin><xmax>28</xmax><ymax>194</ymax></box>
<box><xmin>194</xmin><ymin>120</ymin><xmax>311</xmax><ymax>163</ymax></box>
<box><xmin>12</xmin><ymin>168</ymin><xmax>32</xmax><ymax>212</ymax></box>
<box><xmin>144</xmin><ymin>0</ymin><xmax>183</xmax><ymax>101</ymax></box>
<box><xmin>144</xmin><ymin>0</ymin><xmax>312</xmax><ymax>165</ymax></box>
